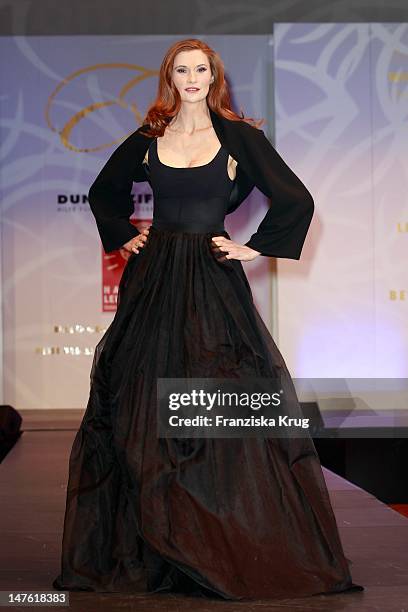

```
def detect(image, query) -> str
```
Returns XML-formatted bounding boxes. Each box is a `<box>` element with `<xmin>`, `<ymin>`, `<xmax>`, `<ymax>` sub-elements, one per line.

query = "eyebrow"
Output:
<box><xmin>174</xmin><ymin>63</ymin><xmax>208</xmax><ymax>68</ymax></box>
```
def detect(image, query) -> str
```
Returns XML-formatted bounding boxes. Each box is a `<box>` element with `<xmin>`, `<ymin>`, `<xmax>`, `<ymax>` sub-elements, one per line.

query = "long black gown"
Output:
<box><xmin>53</xmin><ymin>138</ymin><xmax>364</xmax><ymax>600</ymax></box>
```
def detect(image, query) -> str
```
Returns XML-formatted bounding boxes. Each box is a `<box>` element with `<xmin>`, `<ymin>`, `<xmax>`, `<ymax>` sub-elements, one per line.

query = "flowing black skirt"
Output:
<box><xmin>52</xmin><ymin>224</ymin><xmax>363</xmax><ymax>600</ymax></box>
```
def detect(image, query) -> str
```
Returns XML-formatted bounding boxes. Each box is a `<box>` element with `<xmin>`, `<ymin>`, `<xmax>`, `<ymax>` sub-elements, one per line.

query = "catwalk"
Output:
<box><xmin>1</xmin><ymin>410</ymin><xmax>408</xmax><ymax>610</ymax></box>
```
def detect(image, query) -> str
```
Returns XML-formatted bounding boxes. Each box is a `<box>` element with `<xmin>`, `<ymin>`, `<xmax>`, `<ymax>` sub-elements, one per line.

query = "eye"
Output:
<box><xmin>198</xmin><ymin>67</ymin><xmax>207</xmax><ymax>72</ymax></box>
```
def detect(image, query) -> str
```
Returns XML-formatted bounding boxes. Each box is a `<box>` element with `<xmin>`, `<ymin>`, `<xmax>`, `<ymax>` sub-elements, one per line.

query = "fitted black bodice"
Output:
<box><xmin>146</xmin><ymin>138</ymin><xmax>235</xmax><ymax>232</ymax></box>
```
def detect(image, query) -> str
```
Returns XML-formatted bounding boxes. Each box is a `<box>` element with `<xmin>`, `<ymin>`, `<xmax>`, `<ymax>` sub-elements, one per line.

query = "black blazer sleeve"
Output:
<box><xmin>242</xmin><ymin>127</ymin><xmax>314</xmax><ymax>260</ymax></box>
<box><xmin>87</xmin><ymin>131</ymin><xmax>144</xmax><ymax>253</ymax></box>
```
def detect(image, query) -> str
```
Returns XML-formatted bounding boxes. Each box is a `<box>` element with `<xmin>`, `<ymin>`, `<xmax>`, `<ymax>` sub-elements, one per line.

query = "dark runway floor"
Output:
<box><xmin>1</xmin><ymin>410</ymin><xmax>408</xmax><ymax>611</ymax></box>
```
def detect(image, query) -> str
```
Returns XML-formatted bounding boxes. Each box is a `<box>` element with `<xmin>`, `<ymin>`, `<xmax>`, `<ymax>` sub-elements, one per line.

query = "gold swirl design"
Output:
<box><xmin>45</xmin><ymin>63</ymin><xmax>158</xmax><ymax>152</ymax></box>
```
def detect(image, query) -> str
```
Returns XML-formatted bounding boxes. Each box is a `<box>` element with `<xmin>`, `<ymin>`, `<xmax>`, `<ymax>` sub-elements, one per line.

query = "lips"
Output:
<box><xmin>185</xmin><ymin>88</ymin><xmax>199</xmax><ymax>91</ymax></box>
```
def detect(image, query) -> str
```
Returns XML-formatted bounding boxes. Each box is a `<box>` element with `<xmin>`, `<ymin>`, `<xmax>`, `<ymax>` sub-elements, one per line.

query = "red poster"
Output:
<box><xmin>102</xmin><ymin>217</ymin><xmax>152</xmax><ymax>312</ymax></box>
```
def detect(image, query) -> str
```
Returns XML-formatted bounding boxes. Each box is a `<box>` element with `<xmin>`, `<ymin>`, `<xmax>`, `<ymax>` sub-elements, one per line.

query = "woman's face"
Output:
<box><xmin>171</xmin><ymin>49</ymin><xmax>214</xmax><ymax>104</ymax></box>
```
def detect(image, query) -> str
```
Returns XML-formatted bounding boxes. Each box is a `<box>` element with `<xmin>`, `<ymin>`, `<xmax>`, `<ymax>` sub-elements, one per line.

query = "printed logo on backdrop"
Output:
<box><xmin>55</xmin><ymin>187</ymin><xmax>153</xmax><ymax>312</ymax></box>
<box><xmin>45</xmin><ymin>63</ymin><xmax>159</xmax><ymax>152</ymax></box>
<box><xmin>44</xmin><ymin>62</ymin><xmax>158</xmax><ymax>313</ymax></box>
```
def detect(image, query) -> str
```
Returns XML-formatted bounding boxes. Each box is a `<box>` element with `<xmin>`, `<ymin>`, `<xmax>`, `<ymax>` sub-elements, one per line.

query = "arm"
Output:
<box><xmin>87</xmin><ymin>130</ymin><xmax>147</xmax><ymax>254</ymax></box>
<box><xmin>242</xmin><ymin>126</ymin><xmax>314</xmax><ymax>260</ymax></box>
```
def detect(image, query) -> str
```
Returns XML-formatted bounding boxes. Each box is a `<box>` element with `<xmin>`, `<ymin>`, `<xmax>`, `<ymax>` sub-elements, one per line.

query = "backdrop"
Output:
<box><xmin>0</xmin><ymin>34</ymin><xmax>274</xmax><ymax>408</ymax></box>
<box><xmin>275</xmin><ymin>23</ymin><xmax>408</xmax><ymax>379</ymax></box>
<box><xmin>0</xmin><ymin>27</ymin><xmax>407</xmax><ymax>410</ymax></box>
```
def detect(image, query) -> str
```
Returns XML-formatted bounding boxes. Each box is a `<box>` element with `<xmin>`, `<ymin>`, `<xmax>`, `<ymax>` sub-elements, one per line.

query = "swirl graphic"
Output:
<box><xmin>45</xmin><ymin>63</ymin><xmax>159</xmax><ymax>152</ymax></box>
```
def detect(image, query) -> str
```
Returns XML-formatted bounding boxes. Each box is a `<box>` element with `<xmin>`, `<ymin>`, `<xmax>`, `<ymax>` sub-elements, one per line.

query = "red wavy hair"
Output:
<box><xmin>139</xmin><ymin>38</ymin><xmax>265</xmax><ymax>137</ymax></box>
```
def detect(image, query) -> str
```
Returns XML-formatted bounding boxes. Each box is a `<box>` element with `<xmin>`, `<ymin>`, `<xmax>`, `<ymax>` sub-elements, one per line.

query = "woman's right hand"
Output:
<box><xmin>120</xmin><ymin>227</ymin><xmax>150</xmax><ymax>260</ymax></box>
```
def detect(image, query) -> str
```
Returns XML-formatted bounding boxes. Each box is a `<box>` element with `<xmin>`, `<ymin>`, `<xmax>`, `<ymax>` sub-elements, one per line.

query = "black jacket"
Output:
<box><xmin>88</xmin><ymin>107</ymin><xmax>314</xmax><ymax>259</ymax></box>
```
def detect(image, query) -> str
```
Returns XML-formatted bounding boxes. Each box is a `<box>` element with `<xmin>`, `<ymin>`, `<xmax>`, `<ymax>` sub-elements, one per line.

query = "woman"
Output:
<box><xmin>53</xmin><ymin>38</ymin><xmax>364</xmax><ymax>601</ymax></box>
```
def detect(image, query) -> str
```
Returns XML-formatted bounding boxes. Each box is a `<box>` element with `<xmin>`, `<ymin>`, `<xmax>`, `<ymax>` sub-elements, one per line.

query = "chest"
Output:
<box><xmin>143</xmin><ymin>137</ymin><xmax>234</xmax><ymax>200</ymax></box>
<box><xmin>143</xmin><ymin>135</ymin><xmax>237</xmax><ymax>181</ymax></box>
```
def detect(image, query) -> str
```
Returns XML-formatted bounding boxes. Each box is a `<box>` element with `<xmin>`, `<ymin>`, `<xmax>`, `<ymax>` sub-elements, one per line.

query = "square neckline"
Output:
<box><xmin>153</xmin><ymin>138</ymin><xmax>223</xmax><ymax>170</ymax></box>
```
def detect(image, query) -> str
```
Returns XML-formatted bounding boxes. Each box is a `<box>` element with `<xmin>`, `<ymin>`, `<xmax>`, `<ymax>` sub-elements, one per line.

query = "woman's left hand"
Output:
<box><xmin>211</xmin><ymin>236</ymin><xmax>260</xmax><ymax>261</ymax></box>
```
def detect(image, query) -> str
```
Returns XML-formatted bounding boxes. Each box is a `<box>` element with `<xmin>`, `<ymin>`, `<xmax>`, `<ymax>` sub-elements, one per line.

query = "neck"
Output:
<box><xmin>168</xmin><ymin>102</ymin><xmax>212</xmax><ymax>133</ymax></box>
